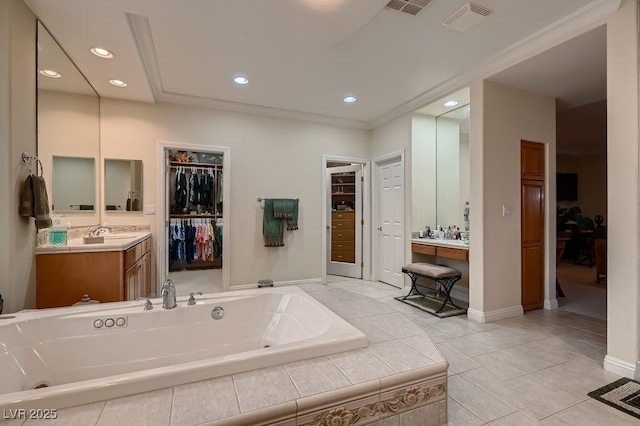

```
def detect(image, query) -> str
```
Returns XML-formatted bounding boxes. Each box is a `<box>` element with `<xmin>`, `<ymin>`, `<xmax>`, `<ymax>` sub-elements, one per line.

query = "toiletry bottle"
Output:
<box><xmin>446</xmin><ymin>226</ymin><xmax>452</xmax><ymax>240</ymax></box>
<box><xmin>49</xmin><ymin>216</ymin><xmax>68</xmax><ymax>246</ymax></box>
<box><xmin>426</xmin><ymin>226</ymin><xmax>431</xmax><ymax>239</ymax></box>
<box><xmin>439</xmin><ymin>226</ymin><xmax>445</xmax><ymax>239</ymax></box>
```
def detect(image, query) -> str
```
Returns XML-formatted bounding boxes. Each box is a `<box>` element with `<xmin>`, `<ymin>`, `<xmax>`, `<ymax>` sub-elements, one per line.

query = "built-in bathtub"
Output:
<box><xmin>0</xmin><ymin>287</ymin><xmax>367</xmax><ymax>410</ymax></box>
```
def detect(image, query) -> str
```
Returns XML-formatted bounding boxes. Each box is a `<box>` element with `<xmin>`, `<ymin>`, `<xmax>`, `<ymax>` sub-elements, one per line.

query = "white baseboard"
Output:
<box><xmin>544</xmin><ymin>299</ymin><xmax>558</xmax><ymax>310</ymax></box>
<box><xmin>467</xmin><ymin>305</ymin><xmax>524</xmax><ymax>323</ymax></box>
<box><xmin>231</xmin><ymin>278</ymin><xmax>323</xmax><ymax>290</ymax></box>
<box><xmin>604</xmin><ymin>355</ymin><xmax>636</xmax><ymax>379</ymax></box>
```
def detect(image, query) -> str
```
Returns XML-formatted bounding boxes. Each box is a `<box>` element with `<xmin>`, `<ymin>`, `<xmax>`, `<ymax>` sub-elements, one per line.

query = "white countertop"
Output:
<box><xmin>411</xmin><ymin>238</ymin><xmax>469</xmax><ymax>250</ymax></box>
<box><xmin>36</xmin><ymin>232</ymin><xmax>151</xmax><ymax>254</ymax></box>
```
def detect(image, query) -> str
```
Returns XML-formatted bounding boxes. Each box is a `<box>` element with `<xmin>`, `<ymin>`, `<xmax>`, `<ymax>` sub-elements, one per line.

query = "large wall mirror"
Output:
<box><xmin>412</xmin><ymin>87</ymin><xmax>470</xmax><ymax>234</ymax></box>
<box><xmin>37</xmin><ymin>21</ymin><xmax>100</xmax><ymax>225</ymax></box>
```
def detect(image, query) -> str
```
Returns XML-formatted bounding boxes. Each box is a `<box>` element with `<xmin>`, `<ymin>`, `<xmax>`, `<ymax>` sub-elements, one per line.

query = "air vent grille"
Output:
<box><xmin>442</xmin><ymin>2</ymin><xmax>493</xmax><ymax>32</ymax></box>
<box><xmin>385</xmin><ymin>0</ymin><xmax>434</xmax><ymax>16</ymax></box>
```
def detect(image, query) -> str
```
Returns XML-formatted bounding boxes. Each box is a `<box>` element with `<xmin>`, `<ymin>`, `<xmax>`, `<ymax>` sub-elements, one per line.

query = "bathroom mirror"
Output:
<box><xmin>52</xmin><ymin>156</ymin><xmax>96</xmax><ymax>212</ymax></box>
<box><xmin>435</xmin><ymin>104</ymin><xmax>470</xmax><ymax>230</ymax></box>
<box><xmin>104</xmin><ymin>159</ymin><xmax>144</xmax><ymax>212</ymax></box>
<box><xmin>36</xmin><ymin>22</ymin><xmax>100</xmax><ymax>224</ymax></box>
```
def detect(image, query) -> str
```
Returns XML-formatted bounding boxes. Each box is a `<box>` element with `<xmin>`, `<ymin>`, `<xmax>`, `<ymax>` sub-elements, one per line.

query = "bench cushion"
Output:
<box><xmin>402</xmin><ymin>263</ymin><xmax>461</xmax><ymax>279</ymax></box>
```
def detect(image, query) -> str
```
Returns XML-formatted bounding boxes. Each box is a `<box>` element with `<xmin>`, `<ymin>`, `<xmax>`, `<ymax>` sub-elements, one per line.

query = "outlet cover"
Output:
<box><xmin>144</xmin><ymin>205</ymin><xmax>156</xmax><ymax>215</ymax></box>
<box><xmin>502</xmin><ymin>205</ymin><xmax>511</xmax><ymax>216</ymax></box>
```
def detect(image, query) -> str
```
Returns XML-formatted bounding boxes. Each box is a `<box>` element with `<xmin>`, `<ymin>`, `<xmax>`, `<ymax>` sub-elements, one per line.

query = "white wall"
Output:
<box><xmin>99</xmin><ymin>98</ymin><xmax>371</xmax><ymax>287</ymax></box>
<box><xmin>411</xmin><ymin>114</ymin><xmax>437</xmax><ymax>232</ymax></box>
<box><xmin>606</xmin><ymin>0</ymin><xmax>639</xmax><ymax>375</ymax></box>
<box><xmin>0</xmin><ymin>0</ymin><xmax>36</xmax><ymax>313</ymax></box>
<box><xmin>371</xmin><ymin>114</ymin><xmax>412</xmax><ymax>285</ymax></box>
<box><xmin>556</xmin><ymin>153</ymin><xmax>607</xmax><ymax>222</ymax></box>
<box><xmin>38</xmin><ymin>90</ymin><xmax>100</xmax><ymax>225</ymax></box>
<box><xmin>469</xmin><ymin>80</ymin><xmax>556</xmax><ymax>317</ymax></box>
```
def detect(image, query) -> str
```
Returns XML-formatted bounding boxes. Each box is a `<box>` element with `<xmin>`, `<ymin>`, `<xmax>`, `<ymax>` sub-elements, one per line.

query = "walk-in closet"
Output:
<box><xmin>165</xmin><ymin>149</ymin><xmax>224</xmax><ymax>295</ymax></box>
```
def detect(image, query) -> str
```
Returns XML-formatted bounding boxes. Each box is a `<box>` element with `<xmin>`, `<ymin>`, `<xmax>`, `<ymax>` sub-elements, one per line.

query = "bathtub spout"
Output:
<box><xmin>161</xmin><ymin>279</ymin><xmax>177</xmax><ymax>309</ymax></box>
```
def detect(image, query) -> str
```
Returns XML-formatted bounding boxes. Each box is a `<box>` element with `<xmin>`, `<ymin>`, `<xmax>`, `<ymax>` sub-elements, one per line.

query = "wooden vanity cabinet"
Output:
<box><xmin>36</xmin><ymin>236</ymin><xmax>152</xmax><ymax>308</ymax></box>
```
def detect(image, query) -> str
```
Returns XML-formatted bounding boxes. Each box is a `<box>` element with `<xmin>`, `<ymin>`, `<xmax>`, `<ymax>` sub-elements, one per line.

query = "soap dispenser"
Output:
<box><xmin>49</xmin><ymin>216</ymin><xmax>68</xmax><ymax>246</ymax></box>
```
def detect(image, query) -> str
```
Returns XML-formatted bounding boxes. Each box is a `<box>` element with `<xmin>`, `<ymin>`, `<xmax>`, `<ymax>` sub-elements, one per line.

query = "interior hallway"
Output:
<box><xmin>557</xmin><ymin>262</ymin><xmax>607</xmax><ymax>321</ymax></box>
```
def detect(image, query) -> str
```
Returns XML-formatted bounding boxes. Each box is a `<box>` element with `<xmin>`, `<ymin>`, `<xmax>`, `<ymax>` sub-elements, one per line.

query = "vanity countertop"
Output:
<box><xmin>36</xmin><ymin>231</ymin><xmax>151</xmax><ymax>254</ymax></box>
<box><xmin>411</xmin><ymin>238</ymin><xmax>469</xmax><ymax>250</ymax></box>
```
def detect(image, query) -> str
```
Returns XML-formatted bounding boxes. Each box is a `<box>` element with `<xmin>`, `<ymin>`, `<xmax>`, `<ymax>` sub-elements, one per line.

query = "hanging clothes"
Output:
<box><xmin>216</xmin><ymin>170</ymin><xmax>223</xmax><ymax>205</ymax></box>
<box><xmin>189</xmin><ymin>170</ymin><xmax>200</xmax><ymax>205</ymax></box>
<box><xmin>185</xmin><ymin>223</ymin><xmax>196</xmax><ymax>263</ymax></box>
<box><xmin>174</xmin><ymin>169</ymin><xmax>188</xmax><ymax>209</ymax></box>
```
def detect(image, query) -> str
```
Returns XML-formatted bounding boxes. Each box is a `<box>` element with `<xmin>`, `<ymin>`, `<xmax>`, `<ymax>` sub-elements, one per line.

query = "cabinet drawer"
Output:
<box><xmin>331</xmin><ymin>251</ymin><xmax>355</xmax><ymax>263</ymax></box>
<box><xmin>412</xmin><ymin>243</ymin><xmax>436</xmax><ymax>256</ymax></box>
<box><xmin>332</xmin><ymin>211</ymin><xmax>355</xmax><ymax>220</ymax></box>
<box><xmin>332</xmin><ymin>241</ymin><xmax>355</xmax><ymax>252</ymax></box>
<box><xmin>142</xmin><ymin>237</ymin><xmax>152</xmax><ymax>254</ymax></box>
<box><xmin>125</xmin><ymin>243</ymin><xmax>142</xmax><ymax>270</ymax></box>
<box><xmin>332</xmin><ymin>230</ymin><xmax>355</xmax><ymax>242</ymax></box>
<box><xmin>332</xmin><ymin>219</ymin><xmax>355</xmax><ymax>231</ymax></box>
<box><xmin>436</xmin><ymin>247</ymin><xmax>469</xmax><ymax>261</ymax></box>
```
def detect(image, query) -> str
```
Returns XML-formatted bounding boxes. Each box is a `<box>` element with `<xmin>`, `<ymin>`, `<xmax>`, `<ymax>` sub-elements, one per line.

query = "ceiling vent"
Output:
<box><xmin>442</xmin><ymin>2</ymin><xmax>493</xmax><ymax>32</ymax></box>
<box><xmin>385</xmin><ymin>0</ymin><xmax>434</xmax><ymax>16</ymax></box>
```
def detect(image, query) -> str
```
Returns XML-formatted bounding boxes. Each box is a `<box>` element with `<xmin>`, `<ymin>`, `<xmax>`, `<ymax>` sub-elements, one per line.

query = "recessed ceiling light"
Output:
<box><xmin>343</xmin><ymin>96</ymin><xmax>357</xmax><ymax>103</ymax></box>
<box><xmin>109</xmin><ymin>79</ymin><xmax>127</xmax><ymax>87</ymax></box>
<box><xmin>90</xmin><ymin>47</ymin><xmax>114</xmax><ymax>59</ymax></box>
<box><xmin>233</xmin><ymin>76</ymin><xmax>249</xmax><ymax>85</ymax></box>
<box><xmin>444</xmin><ymin>100</ymin><xmax>459</xmax><ymax>107</ymax></box>
<box><xmin>40</xmin><ymin>69</ymin><xmax>61</xmax><ymax>78</ymax></box>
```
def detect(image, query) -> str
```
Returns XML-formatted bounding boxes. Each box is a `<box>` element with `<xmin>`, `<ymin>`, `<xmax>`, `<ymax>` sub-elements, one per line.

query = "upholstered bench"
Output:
<box><xmin>401</xmin><ymin>263</ymin><xmax>462</xmax><ymax>313</ymax></box>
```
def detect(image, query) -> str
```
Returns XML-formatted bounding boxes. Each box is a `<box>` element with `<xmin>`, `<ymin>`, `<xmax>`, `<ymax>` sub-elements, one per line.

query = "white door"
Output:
<box><xmin>377</xmin><ymin>160</ymin><xmax>404</xmax><ymax>288</ymax></box>
<box><xmin>327</xmin><ymin>165</ymin><xmax>363</xmax><ymax>279</ymax></box>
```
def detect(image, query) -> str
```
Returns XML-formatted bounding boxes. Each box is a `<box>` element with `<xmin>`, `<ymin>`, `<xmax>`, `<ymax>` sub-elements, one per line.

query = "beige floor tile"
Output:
<box><xmin>516</xmin><ymin>337</ymin><xmax>583</xmax><ymax>364</ymax></box>
<box><xmin>423</xmin><ymin>321</ymin><xmax>478</xmax><ymax>342</ymax></box>
<box><xmin>504</xmin><ymin>374</ymin><xmax>587</xmax><ymax>415</ymax></box>
<box><xmin>283</xmin><ymin>356</ymin><xmax>351</xmax><ymax>397</ymax></box>
<box><xmin>461</xmin><ymin>367</ymin><xmax>551</xmax><ymax>420</ymax></box>
<box><xmin>446</xmin><ymin>332</ymin><xmax>510</xmax><ymax>357</ymax></box>
<box><xmin>531</xmin><ymin>364</ymin><xmax>608</xmax><ymax>398</ymax></box>
<box><xmin>233</xmin><ymin>365</ymin><xmax>300</xmax><ymax>412</ymax></box>
<box><xmin>329</xmin><ymin>348</ymin><xmax>395</xmax><ymax>384</ymax></box>
<box><xmin>437</xmin><ymin>343</ymin><xmax>482</xmax><ymax>374</ymax></box>
<box><xmin>539</xmin><ymin>416</ymin><xmax>571</xmax><ymax>425</ymax></box>
<box><xmin>171</xmin><ymin>376</ymin><xmax>239</xmax><ymax>425</ymax></box>
<box><xmin>448</xmin><ymin>375</ymin><xmax>517</xmax><ymax>422</ymax></box>
<box><xmin>368</xmin><ymin>340</ymin><xmax>436</xmax><ymax>372</ymax></box>
<box><xmin>348</xmin><ymin>317</ymin><xmax>396</xmax><ymax>343</ymax></box>
<box><xmin>555</xmin><ymin>400</ymin><xmax>636</xmax><ymax>425</ymax></box>
<box><xmin>402</xmin><ymin>335</ymin><xmax>445</xmax><ymax>362</ymax></box>
<box><xmin>98</xmin><ymin>388</ymin><xmax>172</xmax><ymax>426</ymax></box>
<box><xmin>584</xmin><ymin>399</ymin><xmax>640</xmax><ymax>426</ymax></box>
<box><xmin>487</xmin><ymin>411</ymin><xmax>540</xmax><ymax>426</ymax></box>
<box><xmin>473</xmin><ymin>352</ymin><xmax>529</xmax><ymax>382</ymax></box>
<box><xmin>323</xmin><ymin>301</ymin><xmax>361</xmax><ymax>319</ymax></box>
<box><xmin>366</xmin><ymin>313</ymin><xmax>426</xmax><ymax>338</ymax></box>
<box><xmin>554</xmin><ymin>335</ymin><xmax>606</xmax><ymax>363</ymax></box>
<box><xmin>341</xmin><ymin>299</ymin><xmax>398</xmax><ymax>317</ymax></box>
<box><xmin>447</xmin><ymin>315</ymin><xmax>501</xmax><ymax>332</ymax></box>
<box><xmin>446</xmin><ymin>397</ymin><xmax>485</xmax><ymax>426</ymax></box>
<box><xmin>485</xmin><ymin>347</ymin><xmax>556</xmax><ymax>374</ymax></box>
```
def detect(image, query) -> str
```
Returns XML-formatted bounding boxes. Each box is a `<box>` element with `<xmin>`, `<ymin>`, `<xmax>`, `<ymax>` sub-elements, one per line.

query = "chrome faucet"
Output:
<box><xmin>161</xmin><ymin>279</ymin><xmax>177</xmax><ymax>309</ymax></box>
<box><xmin>89</xmin><ymin>223</ymin><xmax>113</xmax><ymax>237</ymax></box>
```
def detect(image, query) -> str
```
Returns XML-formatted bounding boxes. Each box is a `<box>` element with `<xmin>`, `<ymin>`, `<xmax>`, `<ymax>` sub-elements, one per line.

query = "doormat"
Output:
<box><xmin>588</xmin><ymin>378</ymin><xmax>640</xmax><ymax>420</ymax></box>
<box><xmin>394</xmin><ymin>295</ymin><xmax>467</xmax><ymax>318</ymax></box>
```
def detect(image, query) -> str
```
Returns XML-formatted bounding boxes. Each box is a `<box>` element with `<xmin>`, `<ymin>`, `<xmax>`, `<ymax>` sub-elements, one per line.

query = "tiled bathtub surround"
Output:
<box><xmin>6</xmin><ymin>276</ymin><xmax>632</xmax><ymax>425</ymax></box>
<box><xmin>36</xmin><ymin>224</ymin><xmax>151</xmax><ymax>246</ymax></box>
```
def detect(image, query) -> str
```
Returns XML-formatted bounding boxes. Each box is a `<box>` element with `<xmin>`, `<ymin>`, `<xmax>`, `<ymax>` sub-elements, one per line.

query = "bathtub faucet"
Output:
<box><xmin>161</xmin><ymin>279</ymin><xmax>177</xmax><ymax>309</ymax></box>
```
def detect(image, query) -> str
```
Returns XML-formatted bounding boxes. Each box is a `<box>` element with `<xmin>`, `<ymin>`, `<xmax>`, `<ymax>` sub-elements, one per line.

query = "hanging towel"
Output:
<box><xmin>19</xmin><ymin>176</ymin><xmax>33</xmax><ymax>217</ymax></box>
<box><xmin>30</xmin><ymin>176</ymin><xmax>53</xmax><ymax>229</ymax></box>
<box><xmin>263</xmin><ymin>199</ymin><xmax>284</xmax><ymax>247</ymax></box>
<box><xmin>273</xmin><ymin>198</ymin><xmax>299</xmax><ymax>231</ymax></box>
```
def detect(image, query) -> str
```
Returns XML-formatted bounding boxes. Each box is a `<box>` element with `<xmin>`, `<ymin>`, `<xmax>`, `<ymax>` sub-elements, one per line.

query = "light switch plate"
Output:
<box><xmin>502</xmin><ymin>205</ymin><xmax>511</xmax><ymax>216</ymax></box>
<box><xmin>144</xmin><ymin>205</ymin><xmax>156</xmax><ymax>215</ymax></box>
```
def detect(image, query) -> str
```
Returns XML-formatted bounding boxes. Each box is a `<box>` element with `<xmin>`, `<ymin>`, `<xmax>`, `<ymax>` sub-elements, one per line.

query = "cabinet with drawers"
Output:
<box><xmin>331</xmin><ymin>210</ymin><xmax>356</xmax><ymax>263</ymax></box>
<box><xmin>36</xmin><ymin>235</ymin><xmax>152</xmax><ymax>308</ymax></box>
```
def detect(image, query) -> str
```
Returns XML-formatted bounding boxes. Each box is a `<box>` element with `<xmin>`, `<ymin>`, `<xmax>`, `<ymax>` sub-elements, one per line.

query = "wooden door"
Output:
<box><xmin>521</xmin><ymin>141</ymin><xmax>545</xmax><ymax>311</ymax></box>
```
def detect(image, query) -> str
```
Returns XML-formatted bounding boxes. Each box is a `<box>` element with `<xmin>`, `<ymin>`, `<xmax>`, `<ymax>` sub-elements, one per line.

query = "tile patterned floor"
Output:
<box><xmin>316</xmin><ymin>276</ymin><xmax>632</xmax><ymax>426</ymax></box>
<box><xmin>16</xmin><ymin>275</ymin><xmax>631</xmax><ymax>426</ymax></box>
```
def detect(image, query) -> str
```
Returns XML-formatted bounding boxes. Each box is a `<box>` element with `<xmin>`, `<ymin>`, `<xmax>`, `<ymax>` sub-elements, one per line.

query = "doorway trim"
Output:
<box><xmin>321</xmin><ymin>155</ymin><xmax>371</xmax><ymax>283</ymax></box>
<box><xmin>371</xmin><ymin>150</ymin><xmax>405</xmax><ymax>284</ymax></box>
<box><xmin>157</xmin><ymin>140</ymin><xmax>231</xmax><ymax>294</ymax></box>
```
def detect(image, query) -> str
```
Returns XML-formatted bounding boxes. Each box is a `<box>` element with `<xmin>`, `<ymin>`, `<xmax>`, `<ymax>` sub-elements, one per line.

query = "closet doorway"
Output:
<box><xmin>157</xmin><ymin>142</ymin><xmax>230</xmax><ymax>297</ymax></box>
<box><xmin>322</xmin><ymin>156</ymin><xmax>370</xmax><ymax>281</ymax></box>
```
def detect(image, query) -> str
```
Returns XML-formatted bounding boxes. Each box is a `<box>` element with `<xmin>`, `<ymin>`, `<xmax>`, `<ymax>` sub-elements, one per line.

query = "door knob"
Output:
<box><xmin>377</xmin><ymin>226</ymin><xmax>383</xmax><ymax>231</ymax></box>
<box><xmin>326</xmin><ymin>225</ymin><xmax>337</xmax><ymax>230</ymax></box>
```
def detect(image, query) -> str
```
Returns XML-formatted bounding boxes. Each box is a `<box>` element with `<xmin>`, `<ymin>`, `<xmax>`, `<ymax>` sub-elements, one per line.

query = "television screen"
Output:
<box><xmin>557</xmin><ymin>173</ymin><xmax>578</xmax><ymax>201</ymax></box>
